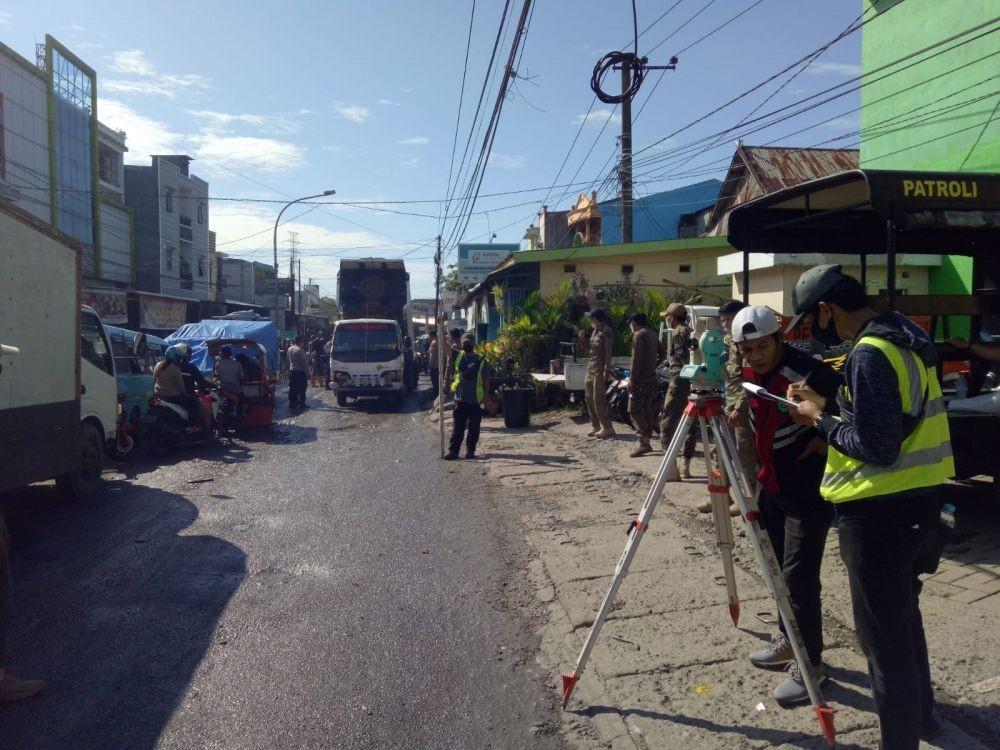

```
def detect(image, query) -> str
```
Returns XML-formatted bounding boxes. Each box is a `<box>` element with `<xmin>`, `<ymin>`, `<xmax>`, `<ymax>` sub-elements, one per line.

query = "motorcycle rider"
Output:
<box><xmin>154</xmin><ymin>346</ymin><xmax>203</xmax><ymax>429</ymax></box>
<box><xmin>214</xmin><ymin>345</ymin><xmax>246</xmax><ymax>418</ymax></box>
<box><xmin>171</xmin><ymin>343</ymin><xmax>212</xmax><ymax>434</ymax></box>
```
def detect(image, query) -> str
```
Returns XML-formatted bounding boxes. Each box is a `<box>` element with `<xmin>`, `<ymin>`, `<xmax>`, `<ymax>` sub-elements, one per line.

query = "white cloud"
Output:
<box><xmin>0</xmin><ymin>11</ymin><xmax>13</xmax><ymax>26</ymax></box>
<box><xmin>488</xmin><ymin>153</ymin><xmax>525</xmax><ymax>169</ymax></box>
<box><xmin>97</xmin><ymin>99</ymin><xmax>183</xmax><ymax>163</ymax></box>
<box><xmin>396</xmin><ymin>136</ymin><xmax>429</xmax><ymax>145</ymax></box>
<box><xmin>109</xmin><ymin>49</ymin><xmax>156</xmax><ymax>76</ymax></box>
<box><xmin>297</xmin><ymin>108</ymin><xmax>316</xmax><ymax>115</ymax></box>
<box><xmin>333</xmin><ymin>102</ymin><xmax>371</xmax><ymax>123</ymax></box>
<box><xmin>399</xmin><ymin>156</ymin><xmax>419</xmax><ymax>170</ymax></box>
<box><xmin>378</xmin><ymin>99</ymin><xmax>401</xmax><ymax>107</ymax></box>
<box><xmin>574</xmin><ymin>109</ymin><xmax>621</xmax><ymax>126</ymax></box>
<box><xmin>805</xmin><ymin>61</ymin><xmax>862</xmax><ymax>77</ymax></box>
<box><xmin>188</xmin><ymin>109</ymin><xmax>301</xmax><ymax>136</ymax></box>
<box><xmin>104</xmin><ymin>49</ymin><xmax>209</xmax><ymax>98</ymax></box>
<box><xmin>192</xmin><ymin>135</ymin><xmax>305</xmax><ymax>173</ymax></box>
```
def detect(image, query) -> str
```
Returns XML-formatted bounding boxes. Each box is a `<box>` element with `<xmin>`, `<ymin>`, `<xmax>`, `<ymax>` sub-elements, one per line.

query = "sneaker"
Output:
<box><xmin>774</xmin><ymin>660</ymin><xmax>827</xmax><ymax>707</ymax></box>
<box><xmin>749</xmin><ymin>633</ymin><xmax>794</xmax><ymax>669</ymax></box>
<box><xmin>630</xmin><ymin>443</ymin><xmax>652</xmax><ymax>458</ymax></box>
<box><xmin>465</xmin><ymin>451</ymin><xmax>476</xmax><ymax>459</ymax></box>
<box><xmin>444</xmin><ymin>452</ymin><xmax>459</xmax><ymax>461</ymax></box>
<box><xmin>595</xmin><ymin>428</ymin><xmax>616</xmax><ymax>439</ymax></box>
<box><xmin>696</xmin><ymin>500</ymin><xmax>712</xmax><ymax>513</ymax></box>
<box><xmin>586</xmin><ymin>429</ymin><xmax>599</xmax><ymax>437</ymax></box>
<box><xmin>729</xmin><ymin>505</ymin><xmax>742</xmax><ymax>517</ymax></box>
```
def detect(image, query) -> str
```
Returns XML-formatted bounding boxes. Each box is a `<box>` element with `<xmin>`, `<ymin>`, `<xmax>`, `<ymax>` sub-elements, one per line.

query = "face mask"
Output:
<box><xmin>811</xmin><ymin>311</ymin><xmax>843</xmax><ymax>347</ymax></box>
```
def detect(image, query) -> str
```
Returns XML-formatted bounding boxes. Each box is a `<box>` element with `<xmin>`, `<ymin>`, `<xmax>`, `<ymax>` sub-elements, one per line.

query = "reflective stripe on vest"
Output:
<box><xmin>821</xmin><ymin>335</ymin><xmax>954</xmax><ymax>503</ymax></box>
<box><xmin>452</xmin><ymin>351</ymin><xmax>485</xmax><ymax>403</ymax></box>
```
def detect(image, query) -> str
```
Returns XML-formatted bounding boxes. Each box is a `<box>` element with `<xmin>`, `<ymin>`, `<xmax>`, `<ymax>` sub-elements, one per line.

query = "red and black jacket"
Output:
<box><xmin>745</xmin><ymin>345</ymin><xmax>842</xmax><ymax>501</ymax></box>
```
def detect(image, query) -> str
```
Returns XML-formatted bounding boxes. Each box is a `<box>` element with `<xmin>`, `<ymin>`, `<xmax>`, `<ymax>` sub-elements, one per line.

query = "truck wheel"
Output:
<box><xmin>336</xmin><ymin>393</ymin><xmax>348</xmax><ymax>407</ymax></box>
<box><xmin>55</xmin><ymin>422</ymin><xmax>104</xmax><ymax>500</ymax></box>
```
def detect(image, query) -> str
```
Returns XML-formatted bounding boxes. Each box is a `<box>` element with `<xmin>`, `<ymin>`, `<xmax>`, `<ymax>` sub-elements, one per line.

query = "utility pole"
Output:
<box><xmin>620</xmin><ymin>64</ymin><xmax>633</xmax><ymax>245</ymax></box>
<box><xmin>298</xmin><ymin>258</ymin><xmax>303</xmax><ymax>313</ymax></box>
<box><xmin>289</xmin><ymin>231</ymin><xmax>299</xmax><ymax>315</ymax></box>
<box><xmin>434</xmin><ymin>235</ymin><xmax>445</xmax><ymax>459</ymax></box>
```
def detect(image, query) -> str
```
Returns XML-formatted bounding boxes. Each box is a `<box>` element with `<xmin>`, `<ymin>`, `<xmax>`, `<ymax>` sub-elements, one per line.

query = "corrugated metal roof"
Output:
<box><xmin>741</xmin><ymin>145</ymin><xmax>859</xmax><ymax>195</ymax></box>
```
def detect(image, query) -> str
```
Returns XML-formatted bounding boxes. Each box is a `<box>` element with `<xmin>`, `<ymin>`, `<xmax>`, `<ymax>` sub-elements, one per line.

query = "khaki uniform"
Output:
<box><xmin>723</xmin><ymin>333</ymin><xmax>758</xmax><ymax>486</ymax></box>
<box><xmin>628</xmin><ymin>327</ymin><xmax>663</xmax><ymax>445</ymax></box>
<box><xmin>584</xmin><ymin>324</ymin><xmax>614</xmax><ymax>432</ymax></box>
<box><xmin>659</xmin><ymin>323</ymin><xmax>697</xmax><ymax>457</ymax></box>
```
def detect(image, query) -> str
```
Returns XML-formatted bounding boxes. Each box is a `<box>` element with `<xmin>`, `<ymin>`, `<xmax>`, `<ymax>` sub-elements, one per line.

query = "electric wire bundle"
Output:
<box><xmin>590</xmin><ymin>51</ymin><xmax>646</xmax><ymax>104</ymax></box>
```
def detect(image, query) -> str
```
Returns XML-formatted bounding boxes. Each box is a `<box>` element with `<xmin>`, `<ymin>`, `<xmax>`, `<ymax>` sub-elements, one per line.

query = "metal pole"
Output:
<box><xmin>885</xmin><ymin>218</ymin><xmax>897</xmax><ymax>309</ymax></box>
<box><xmin>272</xmin><ymin>190</ymin><xmax>336</xmax><ymax>326</ymax></box>
<box><xmin>435</xmin><ymin>236</ymin><xmax>445</xmax><ymax>458</ymax></box>
<box><xmin>620</xmin><ymin>65</ymin><xmax>633</xmax><ymax>245</ymax></box>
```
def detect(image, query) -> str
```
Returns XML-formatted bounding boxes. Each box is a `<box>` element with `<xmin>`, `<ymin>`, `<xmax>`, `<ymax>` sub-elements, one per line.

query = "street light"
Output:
<box><xmin>273</xmin><ymin>190</ymin><xmax>336</xmax><ymax>325</ymax></box>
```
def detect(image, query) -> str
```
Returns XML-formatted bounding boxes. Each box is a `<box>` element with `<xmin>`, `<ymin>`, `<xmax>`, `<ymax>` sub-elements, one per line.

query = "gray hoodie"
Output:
<box><xmin>818</xmin><ymin>312</ymin><xmax>939</xmax><ymax>467</ymax></box>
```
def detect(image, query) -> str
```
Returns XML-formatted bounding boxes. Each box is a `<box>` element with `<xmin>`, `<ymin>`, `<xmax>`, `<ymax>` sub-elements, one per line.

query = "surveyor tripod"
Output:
<box><xmin>561</xmin><ymin>391</ymin><xmax>836</xmax><ymax>746</ymax></box>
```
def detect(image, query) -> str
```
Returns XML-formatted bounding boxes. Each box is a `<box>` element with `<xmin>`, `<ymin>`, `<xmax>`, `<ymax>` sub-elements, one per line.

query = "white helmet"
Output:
<box><xmin>731</xmin><ymin>306</ymin><xmax>780</xmax><ymax>343</ymax></box>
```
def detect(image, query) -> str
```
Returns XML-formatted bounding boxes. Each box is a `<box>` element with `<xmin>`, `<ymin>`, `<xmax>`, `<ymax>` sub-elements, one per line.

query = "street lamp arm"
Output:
<box><xmin>272</xmin><ymin>190</ymin><xmax>336</xmax><ymax>324</ymax></box>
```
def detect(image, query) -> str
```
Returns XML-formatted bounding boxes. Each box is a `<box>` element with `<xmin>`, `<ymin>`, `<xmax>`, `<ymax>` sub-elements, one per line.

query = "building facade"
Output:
<box><xmin>125</xmin><ymin>155</ymin><xmax>211</xmax><ymax>301</ymax></box>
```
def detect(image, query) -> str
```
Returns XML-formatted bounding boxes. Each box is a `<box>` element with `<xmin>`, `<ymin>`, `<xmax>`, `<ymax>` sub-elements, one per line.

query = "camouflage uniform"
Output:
<box><xmin>659</xmin><ymin>322</ymin><xmax>697</xmax><ymax>458</ymax></box>
<box><xmin>723</xmin><ymin>333</ymin><xmax>758</xmax><ymax>487</ymax></box>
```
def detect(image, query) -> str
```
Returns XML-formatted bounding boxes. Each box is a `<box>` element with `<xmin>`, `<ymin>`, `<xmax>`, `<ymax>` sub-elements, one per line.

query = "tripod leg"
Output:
<box><xmin>698</xmin><ymin>414</ymin><xmax>740</xmax><ymax>626</ymax></box>
<box><xmin>562</xmin><ymin>411</ymin><xmax>696</xmax><ymax>707</ymax></box>
<box><xmin>709</xmin><ymin>415</ymin><xmax>836</xmax><ymax>747</ymax></box>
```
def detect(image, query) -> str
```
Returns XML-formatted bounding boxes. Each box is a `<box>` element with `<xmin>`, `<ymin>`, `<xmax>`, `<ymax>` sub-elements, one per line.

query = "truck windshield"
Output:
<box><xmin>332</xmin><ymin>323</ymin><xmax>400</xmax><ymax>363</ymax></box>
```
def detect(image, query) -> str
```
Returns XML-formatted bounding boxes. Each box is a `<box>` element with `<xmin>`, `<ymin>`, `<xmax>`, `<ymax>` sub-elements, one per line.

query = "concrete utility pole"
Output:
<box><xmin>435</xmin><ymin>235</ymin><xmax>445</xmax><ymax>459</ymax></box>
<box><xmin>619</xmin><ymin>64</ymin><xmax>633</xmax><ymax>245</ymax></box>
<box><xmin>289</xmin><ymin>231</ymin><xmax>299</xmax><ymax>315</ymax></box>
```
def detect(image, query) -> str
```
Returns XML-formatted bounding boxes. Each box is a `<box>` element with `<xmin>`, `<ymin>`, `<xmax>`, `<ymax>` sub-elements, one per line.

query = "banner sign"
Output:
<box><xmin>139</xmin><ymin>295</ymin><xmax>187</xmax><ymax>330</ymax></box>
<box><xmin>456</xmin><ymin>243</ymin><xmax>518</xmax><ymax>283</ymax></box>
<box><xmin>82</xmin><ymin>289</ymin><xmax>128</xmax><ymax>324</ymax></box>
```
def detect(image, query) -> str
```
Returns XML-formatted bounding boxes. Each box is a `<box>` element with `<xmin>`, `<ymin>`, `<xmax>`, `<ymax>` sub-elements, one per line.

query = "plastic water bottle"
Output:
<box><xmin>941</xmin><ymin>503</ymin><xmax>957</xmax><ymax>531</ymax></box>
<box><xmin>955</xmin><ymin>375</ymin><xmax>968</xmax><ymax>400</ymax></box>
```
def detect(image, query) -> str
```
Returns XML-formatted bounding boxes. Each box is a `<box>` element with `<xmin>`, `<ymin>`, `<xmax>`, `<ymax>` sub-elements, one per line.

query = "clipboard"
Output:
<box><xmin>742</xmin><ymin>382</ymin><xmax>800</xmax><ymax>410</ymax></box>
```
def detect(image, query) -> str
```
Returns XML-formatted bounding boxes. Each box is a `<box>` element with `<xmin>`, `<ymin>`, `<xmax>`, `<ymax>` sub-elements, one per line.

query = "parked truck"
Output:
<box><xmin>0</xmin><ymin>201</ymin><xmax>118</xmax><ymax>499</ymax></box>
<box><xmin>336</xmin><ymin>258</ymin><xmax>410</xmax><ymax>327</ymax></box>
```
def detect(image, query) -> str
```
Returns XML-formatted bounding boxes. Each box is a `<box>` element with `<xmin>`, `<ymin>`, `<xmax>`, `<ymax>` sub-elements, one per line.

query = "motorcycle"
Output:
<box><xmin>146</xmin><ymin>386</ymin><xmax>222</xmax><ymax>454</ymax></box>
<box><xmin>215</xmin><ymin>388</ymin><xmax>241</xmax><ymax>437</ymax></box>
<box><xmin>606</xmin><ymin>363</ymin><xmax>671</xmax><ymax>433</ymax></box>
<box><xmin>112</xmin><ymin>394</ymin><xmax>143</xmax><ymax>460</ymax></box>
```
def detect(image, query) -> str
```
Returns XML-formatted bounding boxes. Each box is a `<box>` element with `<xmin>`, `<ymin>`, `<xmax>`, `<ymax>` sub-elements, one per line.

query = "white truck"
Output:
<box><xmin>0</xmin><ymin>201</ymin><xmax>118</xmax><ymax>499</ymax></box>
<box><xmin>329</xmin><ymin>318</ymin><xmax>406</xmax><ymax>409</ymax></box>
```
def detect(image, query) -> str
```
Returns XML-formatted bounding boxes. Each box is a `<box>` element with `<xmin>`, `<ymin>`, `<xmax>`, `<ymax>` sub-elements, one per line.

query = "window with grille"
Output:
<box><xmin>564</xmin><ymin>263</ymin><xmax>576</xmax><ymax>273</ymax></box>
<box><xmin>679</xmin><ymin>264</ymin><xmax>692</xmax><ymax>273</ymax></box>
<box><xmin>622</xmin><ymin>265</ymin><xmax>634</xmax><ymax>275</ymax></box>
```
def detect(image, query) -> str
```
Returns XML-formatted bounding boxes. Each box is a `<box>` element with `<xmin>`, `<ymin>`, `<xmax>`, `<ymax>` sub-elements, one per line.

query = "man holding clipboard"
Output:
<box><xmin>730</xmin><ymin>305</ymin><xmax>842</xmax><ymax>706</ymax></box>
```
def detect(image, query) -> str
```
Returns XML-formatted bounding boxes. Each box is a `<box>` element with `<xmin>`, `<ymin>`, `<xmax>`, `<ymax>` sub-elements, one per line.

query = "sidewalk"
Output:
<box><xmin>448</xmin><ymin>407</ymin><xmax>1000</xmax><ymax>749</ymax></box>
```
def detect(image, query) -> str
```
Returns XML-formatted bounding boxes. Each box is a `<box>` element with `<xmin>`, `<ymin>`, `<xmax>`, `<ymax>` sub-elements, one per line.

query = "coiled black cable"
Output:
<box><xmin>590</xmin><ymin>51</ymin><xmax>646</xmax><ymax>104</ymax></box>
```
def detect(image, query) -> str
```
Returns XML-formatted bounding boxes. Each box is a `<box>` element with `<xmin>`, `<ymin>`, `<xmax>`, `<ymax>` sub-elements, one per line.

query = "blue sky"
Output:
<box><xmin>2</xmin><ymin>1</ymin><xmax>864</xmax><ymax>297</ymax></box>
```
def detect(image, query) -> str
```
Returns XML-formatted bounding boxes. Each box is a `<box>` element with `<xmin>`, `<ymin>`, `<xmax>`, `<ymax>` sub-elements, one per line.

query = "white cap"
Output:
<box><xmin>731</xmin><ymin>306</ymin><xmax>780</xmax><ymax>343</ymax></box>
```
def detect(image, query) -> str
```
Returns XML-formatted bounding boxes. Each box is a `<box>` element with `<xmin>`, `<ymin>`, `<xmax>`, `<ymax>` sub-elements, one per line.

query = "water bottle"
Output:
<box><xmin>955</xmin><ymin>375</ymin><xmax>968</xmax><ymax>399</ymax></box>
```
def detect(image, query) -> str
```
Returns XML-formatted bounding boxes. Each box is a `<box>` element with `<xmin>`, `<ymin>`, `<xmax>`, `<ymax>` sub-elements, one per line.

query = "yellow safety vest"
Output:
<box><xmin>821</xmin><ymin>335</ymin><xmax>954</xmax><ymax>504</ymax></box>
<box><xmin>452</xmin><ymin>351</ymin><xmax>485</xmax><ymax>403</ymax></box>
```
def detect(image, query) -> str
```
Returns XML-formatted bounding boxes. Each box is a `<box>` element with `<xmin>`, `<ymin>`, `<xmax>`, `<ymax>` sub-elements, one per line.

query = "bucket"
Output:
<box><xmin>500</xmin><ymin>387</ymin><xmax>532</xmax><ymax>428</ymax></box>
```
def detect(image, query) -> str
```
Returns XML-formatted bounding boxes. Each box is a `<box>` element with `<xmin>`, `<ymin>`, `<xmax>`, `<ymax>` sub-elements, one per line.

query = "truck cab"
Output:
<box><xmin>330</xmin><ymin>319</ymin><xmax>405</xmax><ymax>408</ymax></box>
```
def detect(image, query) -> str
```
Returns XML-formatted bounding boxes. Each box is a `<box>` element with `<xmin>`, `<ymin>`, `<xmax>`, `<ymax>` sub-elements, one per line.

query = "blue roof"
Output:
<box><xmin>166</xmin><ymin>319</ymin><xmax>279</xmax><ymax>372</ymax></box>
<box><xmin>599</xmin><ymin>179</ymin><xmax>721</xmax><ymax>244</ymax></box>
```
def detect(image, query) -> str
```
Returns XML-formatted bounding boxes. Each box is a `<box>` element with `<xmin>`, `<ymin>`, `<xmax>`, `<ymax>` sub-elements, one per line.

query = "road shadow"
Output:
<box><xmin>0</xmin><ymin>480</ymin><xmax>246</xmax><ymax>750</ymax></box>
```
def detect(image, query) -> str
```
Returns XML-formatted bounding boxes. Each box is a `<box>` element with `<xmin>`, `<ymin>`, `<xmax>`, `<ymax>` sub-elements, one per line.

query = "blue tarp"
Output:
<box><xmin>166</xmin><ymin>320</ymin><xmax>279</xmax><ymax>373</ymax></box>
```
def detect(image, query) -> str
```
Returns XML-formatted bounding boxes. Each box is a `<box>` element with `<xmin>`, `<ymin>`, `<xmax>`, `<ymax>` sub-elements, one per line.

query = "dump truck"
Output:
<box><xmin>336</xmin><ymin>258</ymin><xmax>410</xmax><ymax>328</ymax></box>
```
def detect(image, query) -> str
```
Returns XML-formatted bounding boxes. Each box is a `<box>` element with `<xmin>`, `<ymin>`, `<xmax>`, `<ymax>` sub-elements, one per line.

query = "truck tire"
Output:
<box><xmin>55</xmin><ymin>422</ymin><xmax>104</xmax><ymax>500</ymax></box>
<box><xmin>336</xmin><ymin>393</ymin><xmax>348</xmax><ymax>407</ymax></box>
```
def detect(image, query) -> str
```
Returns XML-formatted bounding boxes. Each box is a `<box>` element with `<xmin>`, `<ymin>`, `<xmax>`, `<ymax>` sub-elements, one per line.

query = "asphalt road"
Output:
<box><xmin>0</xmin><ymin>386</ymin><xmax>564</xmax><ymax>749</ymax></box>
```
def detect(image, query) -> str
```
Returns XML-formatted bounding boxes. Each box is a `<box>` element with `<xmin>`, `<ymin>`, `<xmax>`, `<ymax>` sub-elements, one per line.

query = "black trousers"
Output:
<box><xmin>758</xmin><ymin>489</ymin><xmax>834</xmax><ymax>666</ymax></box>
<box><xmin>450</xmin><ymin>402</ymin><xmax>482</xmax><ymax>455</ymax></box>
<box><xmin>288</xmin><ymin>371</ymin><xmax>307</xmax><ymax>407</ymax></box>
<box><xmin>429</xmin><ymin>369</ymin><xmax>440</xmax><ymax>398</ymax></box>
<box><xmin>837</xmin><ymin>489</ymin><xmax>940</xmax><ymax>750</ymax></box>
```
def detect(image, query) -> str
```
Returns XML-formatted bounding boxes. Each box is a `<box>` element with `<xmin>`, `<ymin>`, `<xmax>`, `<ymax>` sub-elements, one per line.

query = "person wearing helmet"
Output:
<box><xmin>731</xmin><ymin>305</ymin><xmax>842</xmax><ymax>707</ymax></box>
<box><xmin>154</xmin><ymin>346</ymin><xmax>200</xmax><ymax>425</ymax></box>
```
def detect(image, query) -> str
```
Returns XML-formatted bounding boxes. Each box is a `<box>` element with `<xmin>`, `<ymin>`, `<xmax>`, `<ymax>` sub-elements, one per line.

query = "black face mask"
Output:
<box><xmin>811</xmin><ymin>310</ymin><xmax>843</xmax><ymax>348</ymax></box>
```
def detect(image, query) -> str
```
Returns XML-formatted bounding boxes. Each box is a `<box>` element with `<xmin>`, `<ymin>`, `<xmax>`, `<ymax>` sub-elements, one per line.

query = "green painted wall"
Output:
<box><xmin>861</xmin><ymin>1</ymin><xmax>999</xmax><ymax>337</ymax></box>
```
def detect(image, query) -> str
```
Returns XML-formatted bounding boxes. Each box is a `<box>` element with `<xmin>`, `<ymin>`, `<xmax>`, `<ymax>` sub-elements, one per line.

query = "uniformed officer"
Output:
<box><xmin>787</xmin><ymin>265</ymin><xmax>953</xmax><ymax>749</ymax></box>
<box><xmin>584</xmin><ymin>308</ymin><xmax>615</xmax><ymax>439</ymax></box>
<box><xmin>626</xmin><ymin>312</ymin><xmax>664</xmax><ymax>457</ymax></box>
<box><xmin>658</xmin><ymin>302</ymin><xmax>697</xmax><ymax>480</ymax></box>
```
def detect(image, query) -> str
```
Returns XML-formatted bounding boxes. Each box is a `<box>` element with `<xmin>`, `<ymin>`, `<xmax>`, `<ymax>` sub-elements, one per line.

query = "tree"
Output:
<box><xmin>316</xmin><ymin>297</ymin><xmax>340</xmax><ymax>322</ymax></box>
<box><xmin>442</xmin><ymin>264</ymin><xmax>473</xmax><ymax>296</ymax></box>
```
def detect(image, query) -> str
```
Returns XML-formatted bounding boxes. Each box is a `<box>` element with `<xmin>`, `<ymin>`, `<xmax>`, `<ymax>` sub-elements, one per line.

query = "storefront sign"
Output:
<box><xmin>81</xmin><ymin>289</ymin><xmax>128</xmax><ymax>324</ymax></box>
<box><xmin>456</xmin><ymin>243</ymin><xmax>518</xmax><ymax>283</ymax></box>
<box><xmin>139</xmin><ymin>295</ymin><xmax>187</xmax><ymax>330</ymax></box>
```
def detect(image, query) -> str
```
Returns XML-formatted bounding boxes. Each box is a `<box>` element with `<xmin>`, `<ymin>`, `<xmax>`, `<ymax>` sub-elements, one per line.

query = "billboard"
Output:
<box><xmin>456</xmin><ymin>243</ymin><xmax>518</xmax><ymax>284</ymax></box>
<box><xmin>81</xmin><ymin>289</ymin><xmax>128</xmax><ymax>324</ymax></box>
